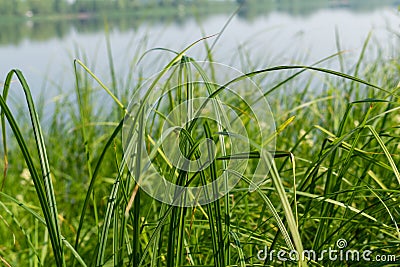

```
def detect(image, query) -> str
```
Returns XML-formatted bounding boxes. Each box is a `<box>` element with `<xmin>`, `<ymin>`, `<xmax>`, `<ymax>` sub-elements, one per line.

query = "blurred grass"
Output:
<box><xmin>0</xmin><ymin>29</ymin><xmax>399</xmax><ymax>267</ymax></box>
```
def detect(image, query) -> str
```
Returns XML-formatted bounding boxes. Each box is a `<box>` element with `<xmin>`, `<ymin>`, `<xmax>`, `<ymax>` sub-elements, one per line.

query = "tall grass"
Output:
<box><xmin>0</xmin><ymin>33</ymin><xmax>399</xmax><ymax>267</ymax></box>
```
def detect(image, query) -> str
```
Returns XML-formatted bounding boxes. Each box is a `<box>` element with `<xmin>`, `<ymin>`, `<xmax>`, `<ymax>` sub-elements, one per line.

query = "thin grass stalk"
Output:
<box><xmin>213</xmin><ymin>65</ymin><xmax>395</xmax><ymax>100</ymax></box>
<box><xmin>74</xmin><ymin>60</ymin><xmax>125</xmax><ymax>111</ymax></box>
<box><xmin>349</xmin><ymin>32</ymin><xmax>372</xmax><ymax>99</ymax></box>
<box><xmin>335</xmin><ymin>27</ymin><xmax>345</xmax><ymax>73</ymax></box>
<box><xmin>265</xmin><ymin>151</ymin><xmax>306</xmax><ymax>266</ymax></box>
<box><xmin>137</xmin><ymin>126</ymin><xmax>221</xmax><ymax>266</ymax></box>
<box><xmin>227</xmin><ymin>170</ymin><xmax>295</xmax><ymax>249</ymax></box>
<box><xmin>72</xmin><ymin>56</ymin><xmax>127</xmax><ymax>260</ymax></box>
<box><xmin>204</xmin><ymin>122</ymin><xmax>225</xmax><ymax>267</ymax></box>
<box><xmin>229</xmin><ymin>231</ymin><xmax>245</xmax><ymax>267</ymax></box>
<box><xmin>316</xmin><ymin>102</ymin><xmax>372</xmax><ymax>251</ymax></box>
<box><xmin>104</xmin><ymin>19</ymin><xmax>118</xmax><ymax>98</ymax></box>
<box><xmin>314</xmin><ymin>100</ymin><xmax>351</xmax><ymax>249</ymax></box>
<box><xmin>166</xmin><ymin>86</ymin><xmax>186</xmax><ymax>266</ymax></box>
<box><xmin>176</xmin><ymin>59</ymin><xmax>194</xmax><ymax>267</ymax></box>
<box><xmin>73</xmin><ymin>60</ymin><xmax>101</xmax><ymax>261</ymax></box>
<box><xmin>95</xmin><ymin>162</ymin><xmax>125</xmax><ymax>266</ymax></box>
<box><xmin>0</xmin><ymin>201</ymin><xmax>41</xmax><ymax>264</ymax></box>
<box><xmin>73</xmin><ymin>120</ymin><xmax>123</xmax><ymax>252</ymax></box>
<box><xmin>0</xmin><ymin>70</ymin><xmax>64</xmax><ymax>266</ymax></box>
<box><xmin>186</xmin><ymin>59</ymin><xmax>230</xmax><ymax>266</ymax></box>
<box><xmin>366</xmin><ymin>125</ymin><xmax>400</xmax><ymax>185</ymax></box>
<box><xmin>190</xmin><ymin>59</ymin><xmax>232</xmax><ymax>264</ymax></box>
<box><xmin>0</xmin><ymin>81</ymin><xmax>7</xmax><ymax>191</ymax></box>
<box><xmin>113</xmin><ymin>202</ymin><xmax>119</xmax><ymax>266</ymax></box>
<box><xmin>132</xmin><ymin>109</ymin><xmax>144</xmax><ymax>267</ymax></box>
<box><xmin>0</xmin><ymin>192</ymin><xmax>87</xmax><ymax>266</ymax></box>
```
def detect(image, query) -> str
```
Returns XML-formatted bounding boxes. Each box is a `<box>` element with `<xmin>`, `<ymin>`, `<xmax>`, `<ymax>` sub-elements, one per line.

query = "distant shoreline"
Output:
<box><xmin>0</xmin><ymin>0</ymin><xmax>398</xmax><ymax>24</ymax></box>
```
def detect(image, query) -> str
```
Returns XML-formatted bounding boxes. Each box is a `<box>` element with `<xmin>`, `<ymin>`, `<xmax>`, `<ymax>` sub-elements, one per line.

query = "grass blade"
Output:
<box><xmin>1</xmin><ymin>70</ymin><xmax>64</xmax><ymax>266</ymax></box>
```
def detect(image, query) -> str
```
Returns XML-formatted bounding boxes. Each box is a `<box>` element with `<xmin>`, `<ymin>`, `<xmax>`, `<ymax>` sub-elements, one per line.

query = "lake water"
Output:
<box><xmin>0</xmin><ymin>2</ymin><xmax>399</xmax><ymax>104</ymax></box>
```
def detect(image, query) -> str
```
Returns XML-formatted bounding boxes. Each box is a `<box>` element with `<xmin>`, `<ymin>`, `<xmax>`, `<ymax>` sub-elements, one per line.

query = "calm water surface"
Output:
<box><xmin>0</xmin><ymin>3</ymin><xmax>399</xmax><ymax>102</ymax></box>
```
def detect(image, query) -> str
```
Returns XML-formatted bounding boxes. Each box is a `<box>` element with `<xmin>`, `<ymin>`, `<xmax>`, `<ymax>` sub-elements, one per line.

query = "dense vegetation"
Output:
<box><xmin>0</xmin><ymin>10</ymin><xmax>400</xmax><ymax>267</ymax></box>
<box><xmin>0</xmin><ymin>0</ymin><xmax>398</xmax><ymax>17</ymax></box>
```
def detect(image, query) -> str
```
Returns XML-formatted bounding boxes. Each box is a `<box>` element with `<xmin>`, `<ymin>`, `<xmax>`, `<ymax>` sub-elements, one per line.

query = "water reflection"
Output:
<box><xmin>0</xmin><ymin>1</ymin><xmax>398</xmax><ymax>100</ymax></box>
<box><xmin>1</xmin><ymin>0</ymin><xmax>399</xmax><ymax>46</ymax></box>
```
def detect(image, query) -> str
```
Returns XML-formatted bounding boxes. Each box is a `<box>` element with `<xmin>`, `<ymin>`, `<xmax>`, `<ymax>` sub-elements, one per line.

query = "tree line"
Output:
<box><xmin>0</xmin><ymin>0</ymin><xmax>397</xmax><ymax>18</ymax></box>
<box><xmin>0</xmin><ymin>0</ymin><xmax>196</xmax><ymax>17</ymax></box>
